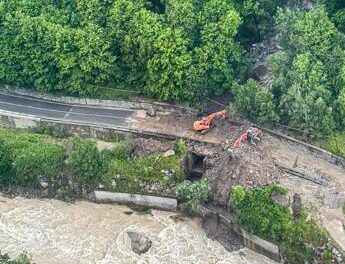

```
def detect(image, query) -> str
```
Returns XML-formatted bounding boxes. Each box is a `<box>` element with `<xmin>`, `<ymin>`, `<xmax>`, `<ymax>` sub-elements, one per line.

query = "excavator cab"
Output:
<box><xmin>193</xmin><ymin>110</ymin><xmax>227</xmax><ymax>133</ymax></box>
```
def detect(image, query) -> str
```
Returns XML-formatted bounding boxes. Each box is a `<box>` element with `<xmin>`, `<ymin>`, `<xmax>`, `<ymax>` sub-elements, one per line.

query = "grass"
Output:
<box><xmin>102</xmin><ymin>153</ymin><xmax>183</xmax><ymax>193</ymax></box>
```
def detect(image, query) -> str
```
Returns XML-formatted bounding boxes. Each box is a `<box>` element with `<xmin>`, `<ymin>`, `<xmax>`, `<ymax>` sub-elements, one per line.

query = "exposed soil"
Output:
<box><xmin>204</xmin><ymin>135</ymin><xmax>282</xmax><ymax>206</ymax></box>
<box><xmin>201</xmin><ymin>212</ymin><xmax>243</xmax><ymax>252</ymax></box>
<box><xmin>132</xmin><ymin>138</ymin><xmax>173</xmax><ymax>157</ymax></box>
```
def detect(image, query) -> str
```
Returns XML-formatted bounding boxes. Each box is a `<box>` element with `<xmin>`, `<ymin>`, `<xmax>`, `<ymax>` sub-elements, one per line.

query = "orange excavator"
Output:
<box><xmin>232</xmin><ymin>126</ymin><xmax>262</xmax><ymax>149</ymax></box>
<box><xmin>193</xmin><ymin>110</ymin><xmax>227</xmax><ymax>134</ymax></box>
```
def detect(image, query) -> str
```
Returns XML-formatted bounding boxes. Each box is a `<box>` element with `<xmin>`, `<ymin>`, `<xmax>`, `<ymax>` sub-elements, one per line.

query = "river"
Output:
<box><xmin>0</xmin><ymin>196</ymin><xmax>275</xmax><ymax>264</ymax></box>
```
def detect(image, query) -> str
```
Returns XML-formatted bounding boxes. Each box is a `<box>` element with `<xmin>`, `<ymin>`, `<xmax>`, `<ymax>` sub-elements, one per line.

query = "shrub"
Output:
<box><xmin>68</xmin><ymin>137</ymin><xmax>103</xmax><ymax>189</ymax></box>
<box><xmin>101</xmin><ymin>142</ymin><xmax>132</xmax><ymax>162</ymax></box>
<box><xmin>321</xmin><ymin>131</ymin><xmax>345</xmax><ymax>159</ymax></box>
<box><xmin>231</xmin><ymin>185</ymin><xmax>328</xmax><ymax>263</ymax></box>
<box><xmin>322</xmin><ymin>249</ymin><xmax>333</xmax><ymax>264</ymax></box>
<box><xmin>0</xmin><ymin>139</ymin><xmax>13</xmax><ymax>184</ymax></box>
<box><xmin>14</xmin><ymin>144</ymin><xmax>65</xmax><ymax>187</ymax></box>
<box><xmin>174</xmin><ymin>139</ymin><xmax>187</xmax><ymax>156</ymax></box>
<box><xmin>233</xmin><ymin>79</ymin><xmax>279</xmax><ymax>125</ymax></box>
<box><xmin>281</xmin><ymin>213</ymin><xmax>327</xmax><ymax>264</ymax></box>
<box><xmin>0</xmin><ymin>252</ymin><xmax>33</xmax><ymax>264</ymax></box>
<box><xmin>56</xmin><ymin>187</ymin><xmax>79</xmax><ymax>203</ymax></box>
<box><xmin>230</xmin><ymin>185</ymin><xmax>246</xmax><ymax>206</ymax></box>
<box><xmin>176</xmin><ymin>180</ymin><xmax>209</xmax><ymax>216</ymax></box>
<box><xmin>0</xmin><ymin>129</ymin><xmax>65</xmax><ymax>187</ymax></box>
<box><xmin>231</xmin><ymin>184</ymin><xmax>290</xmax><ymax>243</ymax></box>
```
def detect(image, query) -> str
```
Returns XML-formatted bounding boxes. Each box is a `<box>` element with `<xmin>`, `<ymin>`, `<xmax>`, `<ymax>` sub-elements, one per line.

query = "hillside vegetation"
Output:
<box><xmin>0</xmin><ymin>0</ymin><xmax>344</xmax><ymax>138</ymax></box>
<box><xmin>0</xmin><ymin>0</ymin><xmax>285</xmax><ymax>102</ymax></box>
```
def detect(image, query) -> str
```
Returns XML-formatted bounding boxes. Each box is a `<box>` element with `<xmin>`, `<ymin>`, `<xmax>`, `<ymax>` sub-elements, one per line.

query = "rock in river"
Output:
<box><xmin>127</xmin><ymin>231</ymin><xmax>152</xmax><ymax>255</ymax></box>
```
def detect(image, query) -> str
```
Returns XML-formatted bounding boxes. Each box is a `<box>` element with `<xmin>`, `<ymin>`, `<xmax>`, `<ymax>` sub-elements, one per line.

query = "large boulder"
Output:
<box><xmin>127</xmin><ymin>231</ymin><xmax>152</xmax><ymax>255</ymax></box>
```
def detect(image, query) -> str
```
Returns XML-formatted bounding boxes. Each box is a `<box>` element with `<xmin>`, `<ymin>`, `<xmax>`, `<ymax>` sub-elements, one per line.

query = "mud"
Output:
<box><xmin>0</xmin><ymin>196</ymin><xmax>276</xmax><ymax>264</ymax></box>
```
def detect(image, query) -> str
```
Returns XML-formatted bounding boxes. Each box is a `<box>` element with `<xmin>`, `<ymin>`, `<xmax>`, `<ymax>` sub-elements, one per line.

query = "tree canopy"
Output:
<box><xmin>1</xmin><ymin>0</ymin><xmax>344</xmax><ymax>137</ymax></box>
<box><xmin>0</xmin><ymin>0</ymin><xmax>287</xmax><ymax>102</ymax></box>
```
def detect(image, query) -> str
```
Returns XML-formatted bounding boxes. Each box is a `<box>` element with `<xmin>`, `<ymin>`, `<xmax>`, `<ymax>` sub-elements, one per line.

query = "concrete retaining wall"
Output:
<box><xmin>94</xmin><ymin>191</ymin><xmax>177</xmax><ymax>211</ymax></box>
<box><xmin>1</xmin><ymin>85</ymin><xmax>194</xmax><ymax>115</ymax></box>
<box><xmin>241</xmin><ymin>229</ymin><xmax>280</xmax><ymax>262</ymax></box>
<box><xmin>200</xmin><ymin>206</ymin><xmax>281</xmax><ymax>262</ymax></box>
<box><xmin>0</xmin><ymin>110</ymin><xmax>185</xmax><ymax>142</ymax></box>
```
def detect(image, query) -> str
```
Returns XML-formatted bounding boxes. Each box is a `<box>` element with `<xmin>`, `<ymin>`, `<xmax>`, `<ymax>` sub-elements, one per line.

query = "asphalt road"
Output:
<box><xmin>0</xmin><ymin>93</ymin><xmax>135</xmax><ymax>128</ymax></box>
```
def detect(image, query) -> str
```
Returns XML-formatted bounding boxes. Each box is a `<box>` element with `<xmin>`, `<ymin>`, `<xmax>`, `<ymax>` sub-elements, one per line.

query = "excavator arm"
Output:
<box><xmin>193</xmin><ymin>110</ymin><xmax>227</xmax><ymax>132</ymax></box>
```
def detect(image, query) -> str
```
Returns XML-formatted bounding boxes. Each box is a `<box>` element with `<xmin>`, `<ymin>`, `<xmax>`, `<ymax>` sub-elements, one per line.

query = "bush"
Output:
<box><xmin>174</xmin><ymin>139</ymin><xmax>187</xmax><ymax>156</ymax></box>
<box><xmin>0</xmin><ymin>252</ymin><xmax>33</xmax><ymax>264</ymax></box>
<box><xmin>321</xmin><ymin>131</ymin><xmax>345</xmax><ymax>159</ymax></box>
<box><xmin>0</xmin><ymin>139</ymin><xmax>13</xmax><ymax>184</ymax></box>
<box><xmin>56</xmin><ymin>187</ymin><xmax>79</xmax><ymax>203</ymax></box>
<box><xmin>230</xmin><ymin>185</ymin><xmax>246</xmax><ymax>206</ymax></box>
<box><xmin>101</xmin><ymin>142</ymin><xmax>132</xmax><ymax>162</ymax></box>
<box><xmin>0</xmin><ymin>129</ymin><xmax>65</xmax><ymax>187</ymax></box>
<box><xmin>231</xmin><ymin>185</ymin><xmax>328</xmax><ymax>263</ymax></box>
<box><xmin>281</xmin><ymin>213</ymin><xmax>327</xmax><ymax>264</ymax></box>
<box><xmin>176</xmin><ymin>180</ymin><xmax>209</xmax><ymax>216</ymax></box>
<box><xmin>68</xmin><ymin>137</ymin><xmax>103</xmax><ymax>189</ymax></box>
<box><xmin>233</xmin><ymin>79</ymin><xmax>279</xmax><ymax>125</ymax></box>
<box><xmin>230</xmin><ymin>184</ymin><xmax>290</xmax><ymax>243</ymax></box>
<box><xmin>14</xmin><ymin>144</ymin><xmax>65</xmax><ymax>187</ymax></box>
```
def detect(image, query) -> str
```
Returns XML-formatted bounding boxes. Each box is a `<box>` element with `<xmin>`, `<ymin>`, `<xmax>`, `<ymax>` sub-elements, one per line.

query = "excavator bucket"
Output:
<box><xmin>193</xmin><ymin>121</ymin><xmax>209</xmax><ymax>131</ymax></box>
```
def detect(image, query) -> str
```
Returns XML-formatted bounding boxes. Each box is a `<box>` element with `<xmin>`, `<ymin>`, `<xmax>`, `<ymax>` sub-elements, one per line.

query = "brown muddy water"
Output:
<box><xmin>0</xmin><ymin>196</ymin><xmax>275</xmax><ymax>264</ymax></box>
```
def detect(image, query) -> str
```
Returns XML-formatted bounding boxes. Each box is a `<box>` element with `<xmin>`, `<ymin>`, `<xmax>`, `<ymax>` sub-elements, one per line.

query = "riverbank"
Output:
<box><xmin>0</xmin><ymin>196</ymin><xmax>275</xmax><ymax>264</ymax></box>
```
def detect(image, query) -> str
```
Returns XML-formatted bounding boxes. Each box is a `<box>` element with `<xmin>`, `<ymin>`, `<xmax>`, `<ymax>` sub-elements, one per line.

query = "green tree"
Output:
<box><xmin>321</xmin><ymin>0</ymin><xmax>345</xmax><ymax>32</ymax></box>
<box><xmin>195</xmin><ymin>0</ymin><xmax>244</xmax><ymax>96</ymax></box>
<box><xmin>268</xmin><ymin>8</ymin><xmax>344</xmax><ymax>137</ymax></box>
<box><xmin>68</xmin><ymin>137</ymin><xmax>103</xmax><ymax>189</ymax></box>
<box><xmin>146</xmin><ymin>28</ymin><xmax>193</xmax><ymax>101</ymax></box>
<box><xmin>233</xmin><ymin>79</ymin><xmax>279</xmax><ymax>124</ymax></box>
<box><xmin>234</xmin><ymin>0</ymin><xmax>289</xmax><ymax>44</ymax></box>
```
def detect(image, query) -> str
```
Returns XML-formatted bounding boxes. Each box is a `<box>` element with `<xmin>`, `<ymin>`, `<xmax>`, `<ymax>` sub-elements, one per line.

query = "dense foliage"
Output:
<box><xmin>235</xmin><ymin>6</ymin><xmax>345</xmax><ymax>138</ymax></box>
<box><xmin>0</xmin><ymin>129</ymin><xmax>65</xmax><ymax>186</ymax></box>
<box><xmin>268</xmin><ymin>8</ymin><xmax>345</xmax><ymax>137</ymax></box>
<box><xmin>0</xmin><ymin>0</ymin><xmax>288</xmax><ymax>102</ymax></box>
<box><xmin>68</xmin><ymin>137</ymin><xmax>104</xmax><ymax>189</ymax></box>
<box><xmin>176</xmin><ymin>180</ymin><xmax>209</xmax><ymax>215</ymax></box>
<box><xmin>230</xmin><ymin>185</ymin><xmax>327</xmax><ymax>263</ymax></box>
<box><xmin>233</xmin><ymin>79</ymin><xmax>278</xmax><ymax>124</ymax></box>
<box><xmin>321</xmin><ymin>131</ymin><xmax>345</xmax><ymax>158</ymax></box>
<box><xmin>231</xmin><ymin>184</ymin><xmax>290</xmax><ymax>242</ymax></box>
<box><xmin>0</xmin><ymin>253</ymin><xmax>33</xmax><ymax>264</ymax></box>
<box><xmin>321</xmin><ymin>0</ymin><xmax>345</xmax><ymax>32</ymax></box>
<box><xmin>0</xmin><ymin>139</ymin><xmax>12</xmax><ymax>183</ymax></box>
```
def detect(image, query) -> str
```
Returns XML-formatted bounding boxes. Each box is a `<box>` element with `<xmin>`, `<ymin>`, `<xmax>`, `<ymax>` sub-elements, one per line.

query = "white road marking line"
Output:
<box><xmin>0</xmin><ymin>100</ymin><xmax>130</xmax><ymax>120</ymax></box>
<box><xmin>0</xmin><ymin>92</ymin><xmax>136</xmax><ymax>112</ymax></box>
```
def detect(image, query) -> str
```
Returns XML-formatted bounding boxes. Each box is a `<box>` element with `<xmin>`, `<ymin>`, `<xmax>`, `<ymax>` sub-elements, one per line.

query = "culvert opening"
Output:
<box><xmin>188</xmin><ymin>152</ymin><xmax>206</xmax><ymax>181</ymax></box>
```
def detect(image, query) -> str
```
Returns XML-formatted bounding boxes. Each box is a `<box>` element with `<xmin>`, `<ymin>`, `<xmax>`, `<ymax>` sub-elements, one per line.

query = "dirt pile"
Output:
<box><xmin>133</xmin><ymin>138</ymin><xmax>173</xmax><ymax>157</ymax></box>
<box><xmin>204</xmin><ymin>134</ymin><xmax>281</xmax><ymax>206</ymax></box>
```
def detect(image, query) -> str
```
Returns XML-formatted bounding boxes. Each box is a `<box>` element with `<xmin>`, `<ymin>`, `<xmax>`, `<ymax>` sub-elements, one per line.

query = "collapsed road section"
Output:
<box><xmin>1</xmin><ymin>90</ymin><xmax>345</xmax><ymax>255</ymax></box>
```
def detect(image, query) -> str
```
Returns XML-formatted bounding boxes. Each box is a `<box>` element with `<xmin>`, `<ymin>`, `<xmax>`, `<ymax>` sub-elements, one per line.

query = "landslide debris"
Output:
<box><xmin>203</xmin><ymin>135</ymin><xmax>281</xmax><ymax>206</ymax></box>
